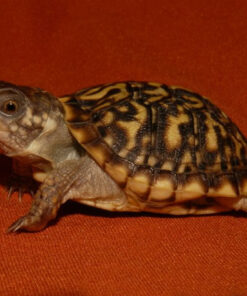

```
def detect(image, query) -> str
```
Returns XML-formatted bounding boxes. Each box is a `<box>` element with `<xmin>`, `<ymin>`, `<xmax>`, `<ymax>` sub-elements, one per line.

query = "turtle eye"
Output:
<box><xmin>0</xmin><ymin>88</ymin><xmax>26</xmax><ymax>118</ymax></box>
<box><xmin>2</xmin><ymin>100</ymin><xmax>19</xmax><ymax>115</ymax></box>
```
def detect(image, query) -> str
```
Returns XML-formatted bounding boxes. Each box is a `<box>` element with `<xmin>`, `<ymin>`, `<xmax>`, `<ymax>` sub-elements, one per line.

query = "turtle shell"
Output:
<box><xmin>59</xmin><ymin>82</ymin><xmax>247</xmax><ymax>214</ymax></box>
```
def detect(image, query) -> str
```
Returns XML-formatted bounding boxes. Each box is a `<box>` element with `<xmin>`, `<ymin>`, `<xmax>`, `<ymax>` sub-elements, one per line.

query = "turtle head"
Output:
<box><xmin>0</xmin><ymin>81</ymin><xmax>62</xmax><ymax>157</ymax></box>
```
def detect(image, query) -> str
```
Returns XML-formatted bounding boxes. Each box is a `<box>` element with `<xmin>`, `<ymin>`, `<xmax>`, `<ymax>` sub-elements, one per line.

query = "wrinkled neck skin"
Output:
<box><xmin>11</xmin><ymin>106</ymin><xmax>84</xmax><ymax>182</ymax></box>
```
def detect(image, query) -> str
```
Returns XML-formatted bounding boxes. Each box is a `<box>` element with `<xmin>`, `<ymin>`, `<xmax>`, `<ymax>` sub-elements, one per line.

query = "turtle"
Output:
<box><xmin>0</xmin><ymin>80</ymin><xmax>247</xmax><ymax>233</ymax></box>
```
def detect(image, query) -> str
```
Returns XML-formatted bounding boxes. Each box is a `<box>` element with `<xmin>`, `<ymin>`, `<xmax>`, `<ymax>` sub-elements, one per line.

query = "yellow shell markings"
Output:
<box><xmin>59</xmin><ymin>81</ymin><xmax>247</xmax><ymax>214</ymax></box>
<box><xmin>204</xmin><ymin>113</ymin><xmax>218</xmax><ymax>152</ymax></box>
<box><xmin>77</xmin><ymin>82</ymin><xmax>131</xmax><ymax>113</ymax></box>
<box><xmin>165</xmin><ymin>112</ymin><xmax>190</xmax><ymax>151</ymax></box>
<box><xmin>117</xmin><ymin>101</ymin><xmax>148</xmax><ymax>159</ymax></box>
<box><xmin>77</xmin><ymin>83</ymin><xmax>128</xmax><ymax>101</ymax></box>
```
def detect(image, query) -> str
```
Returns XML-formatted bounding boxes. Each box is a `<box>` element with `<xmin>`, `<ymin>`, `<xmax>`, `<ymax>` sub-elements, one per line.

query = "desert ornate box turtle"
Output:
<box><xmin>0</xmin><ymin>81</ymin><xmax>246</xmax><ymax>233</ymax></box>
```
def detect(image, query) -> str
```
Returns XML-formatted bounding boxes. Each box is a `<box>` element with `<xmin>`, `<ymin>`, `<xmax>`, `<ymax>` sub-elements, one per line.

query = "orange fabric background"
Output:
<box><xmin>0</xmin><ymin>0</ymin><xmax>247</xmax><ymax>295</ymax></box>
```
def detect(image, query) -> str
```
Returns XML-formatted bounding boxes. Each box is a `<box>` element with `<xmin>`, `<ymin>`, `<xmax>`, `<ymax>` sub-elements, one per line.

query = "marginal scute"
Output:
<box><xmin>148</xmin><ymin>186</ymin><xmax>174</xmax><ymax>201</ymax></box>
<box><xmin>59</xmin><ymin>81</ymin><xmax>247</xmax><ymax>214</ymax></box>
<box><xmin>104</xmin><ymin>161</ymin><xmax>129</xmax><ymax>187</ymax></box>
<box><xmin>127</xmin><ymin>171</ymin><xmax>151</xmax><ymax>199</ymax></box>
<box><xmin>238</xmin><ymin>174</ymin><xmax>247</xmax><ymax>196</ymax></box>
<box><xmin>149</xmin><ymin>172</ymin><xmax>176</xmax><ymax>201</ymax></box>
<box><xmin>177</xmin><ymin>179</ymin><xmax>206</xmax><ymax>200</ymax></box>
<box><xmin>176</xmin><ymin>173</ymin><xmax>207</xmax><ymax>200</ymax></box>
<box><xmin>84</xmin><ymin>140</ymin><xmax>112</xmax><ymax>166</ymax></box>
<box><xmin>208</xmin><ymin>174</ymin><xmax>238</xmax><ymax>198</ymax></box>
<box><xmin>148</xmin><ymin>200</ymin><xmax>229</xmax><ymax>215</ymax></box>
<box><xmin>69</xmin><ymin>124</ymin><xmax>99</xmax><ymax>144</ymax></box>
<box><xmin>63</xmin><ymin>102</ymin><xmax>90</xmax><ymax>123</ymax></box>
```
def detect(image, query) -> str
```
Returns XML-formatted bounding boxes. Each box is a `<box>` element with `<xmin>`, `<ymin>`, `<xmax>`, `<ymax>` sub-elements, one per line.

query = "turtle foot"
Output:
<box><xmin>7</xmin><ymin>214</ymin><xmax>46</xmax><ymax>233</ymax></box>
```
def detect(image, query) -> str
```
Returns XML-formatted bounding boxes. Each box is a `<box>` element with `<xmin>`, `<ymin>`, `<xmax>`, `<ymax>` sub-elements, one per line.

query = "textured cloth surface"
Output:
<box><xmin>0</xmin><ymin>0</ymin><xmax>247</xmax><ymax>295</ymax></box>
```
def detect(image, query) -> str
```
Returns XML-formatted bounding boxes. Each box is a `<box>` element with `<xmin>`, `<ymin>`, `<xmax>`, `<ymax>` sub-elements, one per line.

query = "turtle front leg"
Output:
<box><xmin>7</xmin><ymin>177</ymin><xmax>61</xmax><ymax>233</ymax></box>
<box><xmin>7</xmin><ymin>159</ymin><xmax>81</xmax><ymax>233</ymax></box>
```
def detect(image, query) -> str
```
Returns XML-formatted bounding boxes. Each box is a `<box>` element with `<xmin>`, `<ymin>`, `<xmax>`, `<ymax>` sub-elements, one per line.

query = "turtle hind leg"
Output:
<box><xmin>7</xmin><ymin>159</ymin><xmax>82</xmax><ymax>233</ymax></box>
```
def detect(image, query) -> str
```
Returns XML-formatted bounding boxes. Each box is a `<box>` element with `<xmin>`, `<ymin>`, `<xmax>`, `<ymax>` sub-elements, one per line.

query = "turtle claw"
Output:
<box><xmin>7</xmin><ymin>186</ymin><xmax>24</xmax><ymax>202</ymax></box>
<box><xmin>7</xmin><ymin>186</ymin><xmax>15</xmax><ymax>201</ymax></box>
<box><xmin>6</xmin><ymin>216</ymin><xmax>27</xmax><ymax>233</ymax></box>
<box><xmin>18</xmin><ymin>189</ymin><xmax>23</xmax><ymax>202</ymax></box>
<box><xmin>6</xmin><ymin>175</ymin><xmax>37</xmax><ymax>201</ymax></box>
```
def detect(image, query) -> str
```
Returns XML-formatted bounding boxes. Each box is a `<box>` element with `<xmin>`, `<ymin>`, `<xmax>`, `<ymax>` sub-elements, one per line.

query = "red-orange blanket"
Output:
<box><xmin>0</xmin><ymin>1</ymin><xmax>246</xmax><ymax>295</ymax></box>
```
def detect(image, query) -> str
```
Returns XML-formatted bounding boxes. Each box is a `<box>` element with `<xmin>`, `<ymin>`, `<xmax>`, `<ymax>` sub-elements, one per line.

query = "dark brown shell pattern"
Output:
<box><xmin>59</xmin><ymin>82</ymin><xmax>247</xmax><ymax>214</ymax></box>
